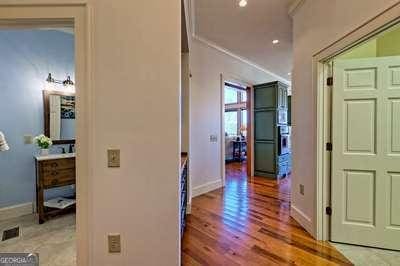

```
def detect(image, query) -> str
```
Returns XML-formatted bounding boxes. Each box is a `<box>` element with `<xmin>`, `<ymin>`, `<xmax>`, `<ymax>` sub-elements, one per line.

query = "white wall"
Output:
<box><xmin>88</xmin><ymin>1</ymin><xmax>181</xmax><ymax>265</ymax></box>
<box><xmin>291</xmin><ymin>0</ymin><xmax>399</xmax><ymax>237</ymax></box>
<box><xmin>189</xmin><ymin>38</ymin><xmax>286</xmax><ymax>195</ymax></box>
<box><xmin>181</xmin><ymin>53</ymin><xmax>190</xmax><ymax>153</ymax></box>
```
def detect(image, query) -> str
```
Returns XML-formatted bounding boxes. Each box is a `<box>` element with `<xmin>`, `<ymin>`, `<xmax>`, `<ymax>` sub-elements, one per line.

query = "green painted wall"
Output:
<box><xmin>338</xmin><ymin>26</ymin><xmax>400</xmax><ymax>59</ymax></box>
<box><xmin>339</xmin><ymin>39</ymin><xmax>377</xmax><ymax>59</ymax></box>
<box><xmin>377</xmin><ymin>26</ymin><xmax>400</xmax><ymax>56</ymax></box>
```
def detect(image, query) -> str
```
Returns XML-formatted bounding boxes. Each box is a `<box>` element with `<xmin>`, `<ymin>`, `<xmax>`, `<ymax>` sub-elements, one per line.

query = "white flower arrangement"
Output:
<box><xmin>34</xmin><ymin>134</ymin><xmax>53</xmax><ymax>149</ymax></box>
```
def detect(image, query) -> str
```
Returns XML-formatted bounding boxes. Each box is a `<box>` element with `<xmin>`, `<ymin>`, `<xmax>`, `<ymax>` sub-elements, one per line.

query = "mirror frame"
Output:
<box><xmin>43</xmin><ymin>90</ymin><xmax>76</xmax><ymax>145</ymax></box>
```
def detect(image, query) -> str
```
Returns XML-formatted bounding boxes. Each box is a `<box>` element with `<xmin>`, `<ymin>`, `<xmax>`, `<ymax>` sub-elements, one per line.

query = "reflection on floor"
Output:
<box><xmin>0</xmin><ymin>214</ymin><xmax>75</xmax><ymax>266</ymax></box>
<box><xmin>182</xmin><ymin>162</ymin><xmax>353</xmax><ymax>265</ymax></box>
<box><xmin>332</xmin><ymin>242</ymin><xmax>400</xmax><ymax>266</ymax></box>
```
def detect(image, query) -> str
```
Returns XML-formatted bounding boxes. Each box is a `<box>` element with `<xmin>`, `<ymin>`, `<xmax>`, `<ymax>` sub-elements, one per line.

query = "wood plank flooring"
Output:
<box><xmin>182</xmin><ymin>162</ymin><xmax>353</xmax><ymax>265</ymax></box>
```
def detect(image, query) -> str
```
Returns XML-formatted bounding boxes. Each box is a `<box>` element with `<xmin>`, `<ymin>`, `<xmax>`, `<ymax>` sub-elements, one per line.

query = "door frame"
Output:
<box><xmin>0</xmin><ymin>2</ymin><xmax>91</xmax><ymax>265</ymax></box>
<box><xmin>220</xmin><ymin>74</ymin><xmax>253</xmax><ymax>186</ymax></box>
<box><xmin>314</xmin><ymin>2</ymin><xmax>400</xmax><ymax>240</ymax></box>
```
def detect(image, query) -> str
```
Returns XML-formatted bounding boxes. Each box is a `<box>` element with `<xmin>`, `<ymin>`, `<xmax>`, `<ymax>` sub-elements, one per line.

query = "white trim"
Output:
<box><xmin>192</xmin><ymin>179</ymin><xmax>223</xmax><ymax>198</ymax></box>
<box><xmin>291</xmin><ymin>205</ymin><xmax>313</xmax><ymax>233</ymax></box>
<box><xmin>288</xmin><ymin>0</ymin><xmax>306</xmax><ymax>17</ymax></box>
<box><xmin>220</xmin><ymin>75</ymin><xmax>227</xmax><ymax>187</ymax></box>
<box><xmin>314</xmin><ymin>2</ymin><xmax>400</xmax><ymax>240</ymax></box>
<box><xmin>186</xmin><ymin>203</ymin><xmax>191</xmax><ymax>214</ymax></box>
<box><xmin>0</xmin><ymin>0</ymin><xmax>87</xmax><ymax>5</ymax></box>
<box><xmin>0</xmin><ymin>202</ymin><xmax>34</xmax><ymax>221</ymax></box>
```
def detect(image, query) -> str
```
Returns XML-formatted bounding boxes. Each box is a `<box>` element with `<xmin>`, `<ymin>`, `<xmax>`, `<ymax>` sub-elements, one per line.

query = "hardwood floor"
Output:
<box><xmin>182</xmin><ymin>162</ymin><xmax>353</xmax><ymax>265</ymax></box>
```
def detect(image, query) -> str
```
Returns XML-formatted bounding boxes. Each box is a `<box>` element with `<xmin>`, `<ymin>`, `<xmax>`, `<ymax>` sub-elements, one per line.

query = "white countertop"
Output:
<box><xmin>35</xmin><ymin>153</ymin><xmax>76</xmax><ymax>161</ymax></box>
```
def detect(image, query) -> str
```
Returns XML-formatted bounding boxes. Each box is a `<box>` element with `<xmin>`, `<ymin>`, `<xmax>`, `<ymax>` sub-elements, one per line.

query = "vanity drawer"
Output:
<box><xmin>41</xmin><ymin>158</ymin><xmax>75</xmax><ymax>172</ymax></box>
<box><xmin>42</xmin><ymin>168</ymin><xmax>75</xmax><ymax>188</ymax></box>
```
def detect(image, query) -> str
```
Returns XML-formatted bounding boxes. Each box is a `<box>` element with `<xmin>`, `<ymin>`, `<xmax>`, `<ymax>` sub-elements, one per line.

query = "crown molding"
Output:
<box><xmin>192</xmin><ymin>34</ymin><xmax>291</xmax><ymax>84</ymax></box>
<box><xmin>188</xmin><ymin>0</ymin><xmax>291</xmax><ymax>84</ymax></box>
<box><xmin>288</xmin><ymin>0</ymin><xmax>306</xmax><ymax>17</ymax></box>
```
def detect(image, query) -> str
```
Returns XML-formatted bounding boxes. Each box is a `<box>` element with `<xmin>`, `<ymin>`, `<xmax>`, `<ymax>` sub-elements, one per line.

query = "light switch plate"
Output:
<box><xmin>107</xmin><ymin>149</ymin><xmax>120</xmax><ymax>168</ymax></box>
<box><xmin>24</xmin><ymin>135</ymin><xmax>33</xmax><ymax>144</ymax></box>
<box><xmin>108</xmin><ymin>234</ymin><xmax>121</xmax><ymax>253</ymax></box>
<box><xmin>209</xmin><ymin>135</ymin><xmax>218</xmax><ymax>143</ymax></box>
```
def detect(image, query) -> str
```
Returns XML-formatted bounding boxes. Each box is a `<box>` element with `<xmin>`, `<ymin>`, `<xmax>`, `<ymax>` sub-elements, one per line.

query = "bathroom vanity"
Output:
<box><xmin>35</xmin><ymin>153</ymin><xmax>76</xmax><ymax>224</ymax></box>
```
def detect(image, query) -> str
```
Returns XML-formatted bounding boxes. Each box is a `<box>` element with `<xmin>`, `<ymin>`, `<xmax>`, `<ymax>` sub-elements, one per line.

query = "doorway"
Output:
<box><xmin>222</xmin><ymin>81</ymin><xmax>252</xmax><ymax>181</ymax></box>
<box><xmin>318</xmin><ymin>19</ymin><xmax>400</xmax><ymax>252</ymax></box>
<box><xmin>0</xmin><ymin>4</ymin><xmax>89</xmax><ymax>265</ymax></box>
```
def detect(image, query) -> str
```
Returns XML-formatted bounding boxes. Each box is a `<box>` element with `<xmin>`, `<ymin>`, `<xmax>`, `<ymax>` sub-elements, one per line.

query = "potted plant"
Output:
<box><xmin>34</xmin><ymin>134</ymin><xmax>53</xmax><ymax>156</ymax></box>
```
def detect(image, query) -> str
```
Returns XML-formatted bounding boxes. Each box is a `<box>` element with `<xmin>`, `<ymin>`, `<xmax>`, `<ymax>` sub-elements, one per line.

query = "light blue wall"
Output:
<box><xmin>0</xmin><ymin>30</ymin><xmax>75</xmax><ymax>208</ymax></box>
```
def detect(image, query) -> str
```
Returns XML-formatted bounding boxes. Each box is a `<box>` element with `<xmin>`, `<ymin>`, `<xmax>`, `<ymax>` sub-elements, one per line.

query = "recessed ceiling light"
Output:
<box><xmin>239</xmin><ymin>0</ymin><xmax>247</xmax><ymax>7</ymax></box>
<box><xmin>272</xmin><ymin>39</ymin><xmax>279</xmax><ymax>44</ymax></box>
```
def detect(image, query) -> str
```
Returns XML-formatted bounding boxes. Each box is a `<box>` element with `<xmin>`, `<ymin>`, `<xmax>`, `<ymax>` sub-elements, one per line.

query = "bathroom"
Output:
<box><xmin>0</xmin><ymin>28</ymin><xmax>77</xmax><ymax>264</ymax></box>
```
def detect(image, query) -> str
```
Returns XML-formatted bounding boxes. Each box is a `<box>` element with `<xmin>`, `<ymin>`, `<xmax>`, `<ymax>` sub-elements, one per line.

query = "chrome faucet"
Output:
<box><xmin>69</xmin><ymin>144</ymin><xmax>75</xmax><ymax>153</ymax></box>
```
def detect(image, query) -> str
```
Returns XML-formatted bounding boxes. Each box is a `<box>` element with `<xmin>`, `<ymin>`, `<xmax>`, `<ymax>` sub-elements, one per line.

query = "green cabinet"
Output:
<box><xmin>254</xmin><ymin>81</ymin><xmax>291</xmax><ymax>179</ymax></box>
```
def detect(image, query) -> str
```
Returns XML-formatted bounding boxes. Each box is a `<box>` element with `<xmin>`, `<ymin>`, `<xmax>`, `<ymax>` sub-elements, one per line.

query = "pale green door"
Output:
<box><xmin>331</xmin><ymin>56</ymin><xmax>400</xmax><ymax>250</ymax></box>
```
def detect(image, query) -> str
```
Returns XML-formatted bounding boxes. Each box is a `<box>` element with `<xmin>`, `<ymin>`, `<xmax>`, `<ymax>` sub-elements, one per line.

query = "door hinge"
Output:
<box><xmin>327</xmin><ymin>77</ymin><xmax>333</xmax><ymax>86</ymax></box>
<box><xmin>326</xmin><ymin>142</ymin><xmax>332</xmax><ymax>151</ymax></box>
<box><xmin>326</xmin><ymin>207</ymin><xmax>332</xmax><ymax>216</ymax></box>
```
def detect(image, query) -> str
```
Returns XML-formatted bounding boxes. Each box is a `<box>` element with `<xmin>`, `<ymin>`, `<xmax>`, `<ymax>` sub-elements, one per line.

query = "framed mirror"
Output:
<box><xmin>43</xmin><ymin>90</ymin><xmax>76</xmax><ymax>144</ymax></box>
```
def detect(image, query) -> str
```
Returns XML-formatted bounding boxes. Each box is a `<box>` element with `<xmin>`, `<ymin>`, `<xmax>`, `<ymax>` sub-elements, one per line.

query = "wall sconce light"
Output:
<box><xmin>0</xmin><ymin>131</ymin><xmax>10</xmax><ymax>151</ymax></box>
<box><xmin>46</xmin><ymin>73</ymin><xmax>75</xmax><ymax>86</ymax></box>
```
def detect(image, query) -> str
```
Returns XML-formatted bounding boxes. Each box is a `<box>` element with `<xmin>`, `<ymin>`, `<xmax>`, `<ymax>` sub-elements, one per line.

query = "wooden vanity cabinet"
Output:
<box><xmin>35</xmin><ymin>157</ymin><xmax>76</xmax><ymax>224</ymax></box>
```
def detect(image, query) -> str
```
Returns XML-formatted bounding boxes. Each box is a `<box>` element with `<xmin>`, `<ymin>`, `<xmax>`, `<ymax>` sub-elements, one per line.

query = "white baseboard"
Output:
<box><xmin>192</xmin><ymin>179</ymin><xmax>223</xmax><ymax>198</ymax></box>
<box><xmin>0</xmin><ymin>202</ymin><xmax>34</xmax><ymax>221</ymax></box>
<box><xmin>186</xmin><ymin>203</ymin><xmax>192</xmax><ymax>214</ymax></box>
<box><xmin>291</xmin><ymin>204</ymin><xmax>313</xmax><ymax>235</ymax></box>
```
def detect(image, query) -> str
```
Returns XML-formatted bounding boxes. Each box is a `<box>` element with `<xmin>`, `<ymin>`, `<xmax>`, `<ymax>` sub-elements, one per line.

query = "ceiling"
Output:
<box><xmin>193</xmin><ymin>0</ymin><xmax>293</xmax><ymax>80</ymax></box>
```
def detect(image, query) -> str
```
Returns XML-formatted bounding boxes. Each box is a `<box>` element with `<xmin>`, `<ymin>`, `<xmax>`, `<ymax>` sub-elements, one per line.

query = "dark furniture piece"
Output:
<box><xmin>253</xmin><ymin>81</ymin><xmax>292</xmax><ymax>179</ymax></box>
<box><xmin>180</xmin><ymin>153</ymin><xmax>188</xmax><ymax>237</ymax></box>
<box><xmin>288</xmin><ymin>95</ymin><xmax>292</xmax><ymax>126</ymax></box>
<box><xmin>35</xmin><ymin>156</ymin><xmax>76</xmax><ymax>224</ymax></box>
<box><xmin>232</xmin><ymin>140</ymin><xmax>247</xmax><ymax>162</ymax></box>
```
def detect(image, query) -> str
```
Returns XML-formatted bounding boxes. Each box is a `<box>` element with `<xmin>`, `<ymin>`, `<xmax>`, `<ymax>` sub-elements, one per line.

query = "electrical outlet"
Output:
<box><xmin>107</xmin><ymin>149</ymin><xmax>120</xmax><ymax>168</ymax></box>
<box><xmin>108</xmin><ymin>234</ymin><xmax>121</xmax><ymax>253</ymax></box>
<box><xmin>24</xmin><ymin>135</ymin><xmax>33</xmax><ymax>144</ymax></box>
<box><xmin>300</xmin><ymin>184</ymin><xmax>305</xmax><ymax>195</ymax></box>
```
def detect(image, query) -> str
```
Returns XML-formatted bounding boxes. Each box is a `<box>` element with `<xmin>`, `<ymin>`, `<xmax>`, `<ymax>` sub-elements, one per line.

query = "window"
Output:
<box><xmin>225</xmin><ymin>87</ymin><xmax>238</xmax><ymax>104</ymax></box>
<box><xmin>224</xmin><ymin>83</ymin><xmax>247</xmax><ymax>136</ymax></box>
<box><xmin>240</xmin><ymin>90</ymin><xmax>247</xmax><ymax>103</ymax></box>
<box><xmin>225</xmin><ymin>111</ymin><xmax>238</xmax><ymax>136</ymax></box>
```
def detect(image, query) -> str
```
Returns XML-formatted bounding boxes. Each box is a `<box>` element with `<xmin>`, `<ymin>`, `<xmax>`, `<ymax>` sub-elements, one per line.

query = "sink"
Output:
<box><xmin>35</xmin><ymin>153</ymin><xmax>76</xmax><ymax>161</ymax></box>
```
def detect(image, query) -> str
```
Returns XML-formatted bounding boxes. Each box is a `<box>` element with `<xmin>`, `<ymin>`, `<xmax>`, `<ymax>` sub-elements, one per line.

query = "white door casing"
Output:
<box><xmin>331</xmin><ymin>56</ymin><xmax>400</xmax><ymax>250</ymax></box>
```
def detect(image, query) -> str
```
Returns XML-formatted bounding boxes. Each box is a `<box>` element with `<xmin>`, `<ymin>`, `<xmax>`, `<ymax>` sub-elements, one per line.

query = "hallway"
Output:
<box><xmin>182</xmin><ymin>163</ymin><xmax>352</xmax><ymax>265</ymax></box>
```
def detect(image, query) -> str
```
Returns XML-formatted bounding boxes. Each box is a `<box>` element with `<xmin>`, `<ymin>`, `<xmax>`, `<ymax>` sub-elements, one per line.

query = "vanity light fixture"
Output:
<box><xmin>239</xmin><ymin>0</ymin><xmax>247</xmax><ymax>7</ymax></box>
<box><xmin>0</xmin><ymin>131</ymin><xmax>10</xmax><ymax>151</ymax></box>
<box><xmin>272</xmin><ymin>39</ymin><xmax>279</xmax><ymax>44</ymax></box>
<box><xmin>46</xmin><ymin>73</ymin><xmax>75</xmax><ymax>86</ymax></box>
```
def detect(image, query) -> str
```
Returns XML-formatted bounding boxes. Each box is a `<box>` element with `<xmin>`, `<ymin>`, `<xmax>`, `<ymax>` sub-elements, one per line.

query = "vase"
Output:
<box><xmin>40</xmin><ymin>149</ymin><xmax>49</xmax><ymax>156</ymax></box>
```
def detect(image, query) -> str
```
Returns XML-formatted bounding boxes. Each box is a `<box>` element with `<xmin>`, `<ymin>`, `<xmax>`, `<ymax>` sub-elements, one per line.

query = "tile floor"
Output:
<box><xmin>0</xmin><ymin>214</ymin><xmax>75</xmax><ymax>266</ymax></box>
<box><xmin>332</xmin><ymin>242</ymin><xmax>400</xmax><ymax>266</ymax></box>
